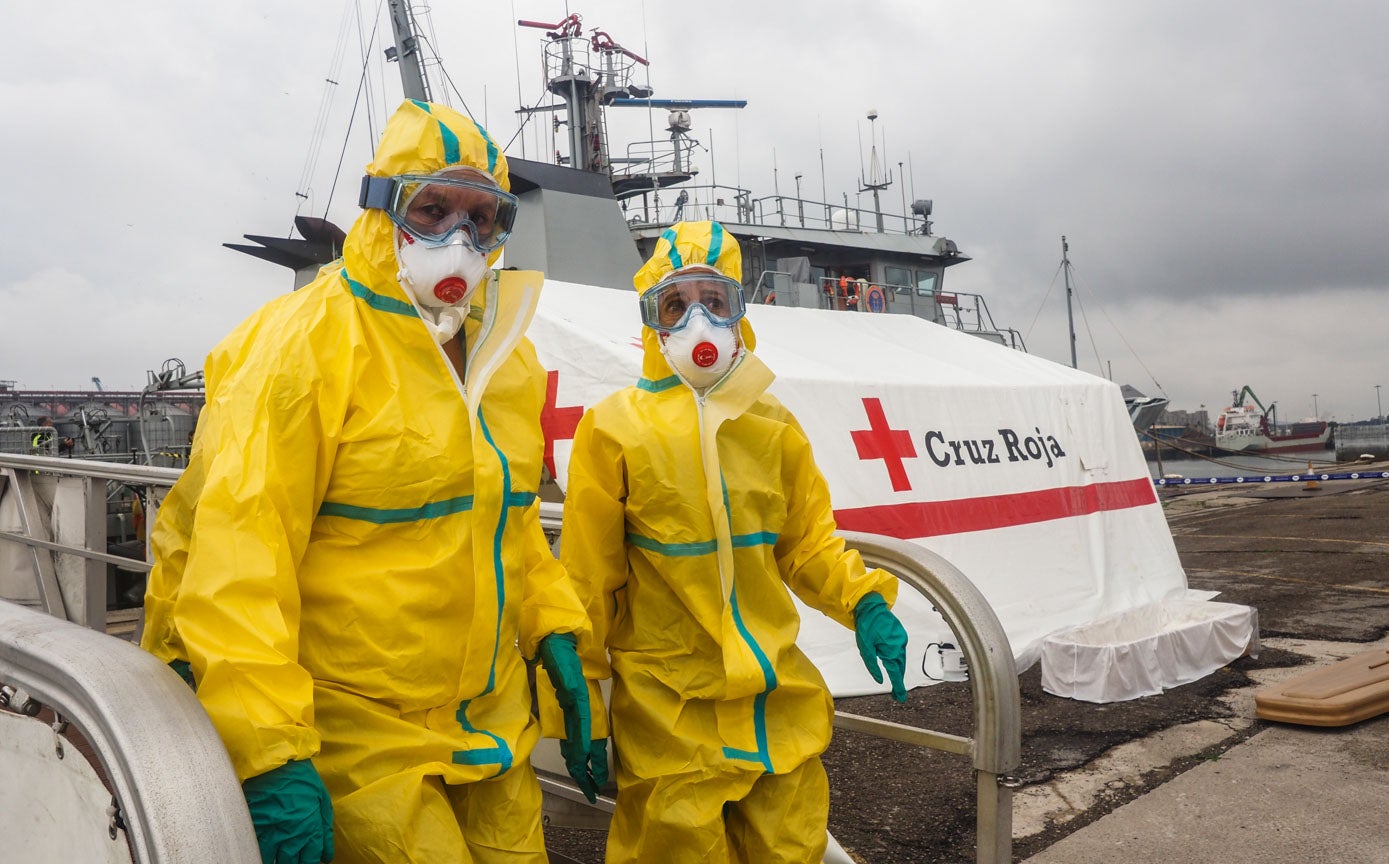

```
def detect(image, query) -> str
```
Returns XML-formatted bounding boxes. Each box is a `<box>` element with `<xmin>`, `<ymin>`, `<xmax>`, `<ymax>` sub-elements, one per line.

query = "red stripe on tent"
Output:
<box><xmin>834</xmin><ymin>477</ymin><xmax>1158</xmax><ymax>539</ymax></box>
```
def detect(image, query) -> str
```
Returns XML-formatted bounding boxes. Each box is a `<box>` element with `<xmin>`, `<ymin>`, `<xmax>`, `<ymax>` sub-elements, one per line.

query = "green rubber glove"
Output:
<box><xmin>587</xmin><ymin>738</ymin><xmax>610</xmax><ymax>793</ymax></box>
<box><xmin>853</xmin><ymin>593</ymin><xmax>909</xmax><ymax>703</ymax></box>
<box><xmin>537</xmin><ymin>632</ymin><xmax>603</xmax><ymax>803</ymax></box>
<box><xmin>242</xmin><ymin>760</ymin><xmax>335</xmax><ymax>864</ymax></box>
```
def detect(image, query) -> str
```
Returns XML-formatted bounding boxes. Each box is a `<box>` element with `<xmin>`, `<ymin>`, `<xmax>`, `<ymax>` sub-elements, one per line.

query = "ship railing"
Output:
<box><xmin>621</xmin><ymin>181</ymin><xmax>929</xmax><ymax>236</ymax></box>
<box><xmin>541</xmin><ymin>33</ymin><xmax>642</xmax><ymax>95</ymax></box>
<box><xmin>538</xmin><ymin>502</ymin><xmax>1023</xmax><ymax>864</ymax></box>
<box><xmin>0</xmin><ymin>420</ymin><xmax>191</xmax><ymax>465</ymax></box>
<box><xmin>0</xmin><ymin>454</ymin><xmax>172</xmax><ymax>630</ymax></box>
<box><xmin>614</xmin><ymin>136</ymin><xmax>701</xmax><ymax>180</ymax></box>
<box><xmin>806</xmin><ymin>279</ymin><xmax>1028</xmax><ymax>351</ymax></box>
<box><xmin>754</xmin><ymin>193</ymin><xmax>924</xmax><ymax>235</ymax></box>
<box><xmin>1</xmin><ymin>423</ymin><xmax>55</xmax><ymax>456</ymax></box>
<box><xmin>895</xmin><ymin>284</ymin><xmax>1027</xmax><ymax>351</ymax></box>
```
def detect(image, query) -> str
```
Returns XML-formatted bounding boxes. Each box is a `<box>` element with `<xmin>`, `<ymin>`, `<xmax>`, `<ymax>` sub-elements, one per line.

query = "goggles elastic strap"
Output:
<box><xmin>359</xmin><ymin>175</ymin><xmax>399</xmax><ymax>210</ymax></box>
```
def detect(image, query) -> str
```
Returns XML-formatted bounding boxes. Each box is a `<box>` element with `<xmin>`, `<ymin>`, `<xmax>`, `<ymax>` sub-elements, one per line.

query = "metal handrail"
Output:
<box><xmin>838</xmin><ymin>531</ymin><xmax>1020</xmax><ymax>864</ymax></box>
<box><xmin>837</xmin><ymin>531</ymin><xmax>1021</xmax><ymax>773</ymax></box>
<box><xmin>621</xmin><ymin>181</ymin><xmax>927</xmax><ymax>235</ymax></box>
<box><xmin>0</xmin><ymin>599</ymin><xmax>259</xmax><ymax>863</ymax></box>
<box><xmin>0</xmin><ymin>455</ymin><xmax>177</xmax><ymax>616</ymax></box>
<box><xmin>0</xmin><ymin>453</ymin><xmax>182</xmax><ymax>487</ymax></box>
<box><xmin>538</xmin><ymin>503</ymin><xmax>1021</xmax><ymax>864</ymax></box>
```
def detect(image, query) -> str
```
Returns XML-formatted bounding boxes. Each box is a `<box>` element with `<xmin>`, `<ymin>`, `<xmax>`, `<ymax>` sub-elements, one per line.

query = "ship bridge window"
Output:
<box><xmin>885</xmin><ymin>265</ymin><xmax>912</xmax><ymax>293</ymax></box>
<box><xmin>917</xmin><ymin>272</ymin><xmax>939</xmax><ymax>296</ymax></box>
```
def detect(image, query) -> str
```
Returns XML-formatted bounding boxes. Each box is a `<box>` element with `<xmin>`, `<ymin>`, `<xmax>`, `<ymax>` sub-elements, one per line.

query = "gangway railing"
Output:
<box><xmin>0</xmin><ymin>453</ymin><xmax>178</xmax><ymax>629</ymax></box>
<box><xmin>0</xmin><ymin>599</ymin><xmax>259</xmax><ymax>862</ymax></box>
<box><xmin>537</xmin><ymin>503</ymin><xmax>1022</xmax><ymax>864</ymax></box>
<box><xmin>837</xmin><ymin>531</ymin><xmax>1021</xmax><ymax>864</ymax></box>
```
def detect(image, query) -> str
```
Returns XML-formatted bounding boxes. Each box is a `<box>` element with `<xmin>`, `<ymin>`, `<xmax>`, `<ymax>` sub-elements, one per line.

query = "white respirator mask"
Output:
<box><xmin>660</xmin><ymin>308</ymin><xmax>741</xmax><ymax>392</ymax></box>
<box><xmin>395</xmin><ymin>229</ymin><xmax>491</xmax><ymax>344</ymax></box>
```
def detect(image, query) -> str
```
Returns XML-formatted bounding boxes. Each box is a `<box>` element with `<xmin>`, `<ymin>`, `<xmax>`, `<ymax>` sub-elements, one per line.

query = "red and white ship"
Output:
<box><xmin>1214</xmin><ymin>386</ymin><xmax>1331</xmax><ymax>453</ymax></box>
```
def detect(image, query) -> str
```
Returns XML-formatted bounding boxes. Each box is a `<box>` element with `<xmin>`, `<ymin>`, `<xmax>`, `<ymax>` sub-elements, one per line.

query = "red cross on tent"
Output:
<box><xmin>851</xmin><ymin>397</ymin><xmax>917</xmax><ymax>492</ymax></box>
<box><xmin>540</xmin><ymin>369</ymin><xmax>583</xmax><ymax>479</ymax></box>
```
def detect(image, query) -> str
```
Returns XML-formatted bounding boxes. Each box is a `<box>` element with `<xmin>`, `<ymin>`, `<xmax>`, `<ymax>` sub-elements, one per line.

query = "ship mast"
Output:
<box><xmin>386</xmin><ymin>0</ymin><xmax>430</xmax><ymax>102</ymax></box>
<box><xmin>859</xmin><ymin>110</ymin><xmax>893</xmax><ymax>233</ymax></box>
<box><xmin>516</xmin><ymin>13</ymin><xmax>744</xmax><ymax>205</ymax></box>
<box><xmin>516</xmin><ymin>14</ymin><xmax>654</xmax><ymax>176</ymax></box>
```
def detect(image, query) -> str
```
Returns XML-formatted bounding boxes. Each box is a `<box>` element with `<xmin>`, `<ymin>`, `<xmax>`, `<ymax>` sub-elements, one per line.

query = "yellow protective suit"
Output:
<box><xmin>141</xmin><ymin>100</ymin><xmax>591</xmax><ymax>863</ymax></box>
<box><xmin>560</xmin><ymin>222</ymin><xmax>901</xmax><ymax>863</ymax></box>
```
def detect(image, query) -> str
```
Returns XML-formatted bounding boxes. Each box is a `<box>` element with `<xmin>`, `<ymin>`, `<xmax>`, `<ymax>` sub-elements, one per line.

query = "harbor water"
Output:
<box><xmin>1146</xmin><ymin>451</ymin><xmax>1340</xmax><ymax>480</ymax></box>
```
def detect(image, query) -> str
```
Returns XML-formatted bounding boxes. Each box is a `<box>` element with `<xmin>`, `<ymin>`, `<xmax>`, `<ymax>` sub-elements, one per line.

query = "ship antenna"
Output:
<box><xmin>858</xmin><ymin>109</ymin><xmax>894</xmax><ymax>233</ymax></box>
<box><xmin>1063</xmin><ymin>236</ymin><xmax>1077</xmax><ymax>369</ymax></box>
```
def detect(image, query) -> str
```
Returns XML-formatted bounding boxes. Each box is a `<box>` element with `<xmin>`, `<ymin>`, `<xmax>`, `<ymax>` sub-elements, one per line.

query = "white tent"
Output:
<box><xmin>527</xmin><ymin>282</ymin><xmax>1255</xmax><ymax>702</ymax></box>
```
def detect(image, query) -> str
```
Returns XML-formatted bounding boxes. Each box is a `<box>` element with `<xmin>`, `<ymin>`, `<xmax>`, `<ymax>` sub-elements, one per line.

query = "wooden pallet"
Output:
<box><xmin>105</xmin><ymin>607</ymin><xmax>141</xmax><ymax>642</ymax></box>
<box><xmin>1255</xmin><ymin>647</ymin><xmax>1389</xmax><ymax>727</ymax></box>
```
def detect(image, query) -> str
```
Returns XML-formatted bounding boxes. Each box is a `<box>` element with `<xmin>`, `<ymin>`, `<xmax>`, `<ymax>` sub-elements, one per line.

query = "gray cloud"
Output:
<box><xmin>2</xmin><ymin>1</ymin><xmax>1385</xmax><ymax>419</ymax></box>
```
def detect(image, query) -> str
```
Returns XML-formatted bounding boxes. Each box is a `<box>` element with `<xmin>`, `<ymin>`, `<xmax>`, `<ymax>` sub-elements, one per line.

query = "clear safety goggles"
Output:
<box><xmin>359</xmin><ymin>168</ymin><xmax>519</xmax><ymax>252</ymax></box>
<box><xmin>639</xmin><ymin>270</ymin><xmax>747</xmax><ymax>332</ymax></box>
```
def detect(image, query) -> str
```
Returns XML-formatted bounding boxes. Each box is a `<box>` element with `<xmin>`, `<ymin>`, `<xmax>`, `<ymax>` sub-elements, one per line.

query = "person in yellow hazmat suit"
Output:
<box><xmin>140</xmin><ymin>99</ymin><xmax>606</xmax><ymax>864</ymax></box>
<box><xmin>560</xmin><ymin>221</ymin><xmax>911</xmax><ymax>863</ymax></box>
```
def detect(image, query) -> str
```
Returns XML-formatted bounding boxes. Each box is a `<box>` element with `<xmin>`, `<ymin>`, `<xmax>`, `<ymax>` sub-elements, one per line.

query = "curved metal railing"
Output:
<box><xmin>0</xmin><ymin>598</ymin><xmax>259</xmax><ymax>863</ymax></box>
<box><xmin>836</xmin><ymin>530</ymin><xmax>1021</xmax><ymax>864</ymax></box>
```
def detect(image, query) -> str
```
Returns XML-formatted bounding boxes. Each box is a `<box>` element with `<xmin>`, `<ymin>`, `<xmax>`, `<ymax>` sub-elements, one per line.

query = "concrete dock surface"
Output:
<box><xmin>1020</xmin><ymin>466</ymin><xmax>1389</xmax><ymax>864</ymax></box>
<box><xmin>1023</xmin><ymin>640</ymin><xmax>1389</xmax><ymax>864</ymax></box>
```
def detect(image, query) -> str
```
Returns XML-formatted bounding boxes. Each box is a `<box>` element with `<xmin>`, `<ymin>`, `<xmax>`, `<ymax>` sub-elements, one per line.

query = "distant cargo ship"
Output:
<box><xmin>1215</xmin><ymin>386</ymin><xmax>1331</xmax><ymax>453</ymax></box>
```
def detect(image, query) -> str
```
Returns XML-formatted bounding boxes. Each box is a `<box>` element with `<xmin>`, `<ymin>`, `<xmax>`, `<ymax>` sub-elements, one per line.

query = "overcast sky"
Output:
<box><xmin>3</xmin><ymin>1</ymin><xmax>1386</xmax><ymax>422</ymax></box>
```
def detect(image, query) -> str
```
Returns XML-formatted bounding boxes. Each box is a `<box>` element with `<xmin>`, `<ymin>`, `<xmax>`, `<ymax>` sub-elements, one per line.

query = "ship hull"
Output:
<box><xmin>1215</xmin><ymin>430</ymin><xmax>1331</xmax><ymax>453</ymax></box>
